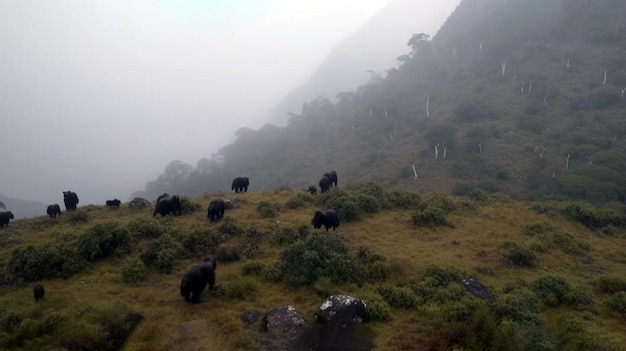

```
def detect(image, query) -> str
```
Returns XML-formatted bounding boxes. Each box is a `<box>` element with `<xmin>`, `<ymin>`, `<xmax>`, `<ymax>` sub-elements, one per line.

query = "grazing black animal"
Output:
<box><xmin>180</xmin><ymin>258</ymin><xmax>217</xmax><ymax>303</ymax></box>
<box><xmin>0</xmin><ymin>211</ymin><xmax>14</xmax><ymax>228</ymax></box>
<box><xmin>311</xmin><ymin>209</ymin><xmax>340</xmax><ymax>231</ymax></box>
<box><xmin>33</xmin><ymin>283</ymin><xmax>45</xmax><ymax>302</ymax></box>
<box><xmin>156</xmin><ymin>193</ymin><xmax>170</xmax><ymax>203</ymax></box>
<box><xmin>231</xmin><ymin>177</ymin><xmax>250</xmax><ymax>193</ymax></box>
<box><xmin>307</xmin><ymin>186</ymin><xmax>317</xmax><ymax>195</ymax></box>
<box><xmin>323</xmin><ymin>171</ymin><xmax>338</xmax><ymax>187</ymax></box>
<box><xmin>129</xmin><ymin>197</ymin><xmax>151</xmax><ymax>208</ymax></box>
<box><xmin>63</xmin><ymin>191</ymin><xmax>79</xmax><ymax>211</ymax></box>
<box><xmin>319</xmin><ymin>176</ymin><xmax>330</xmax><ymax>194</ymax></box>
<box><xmin>106</xmin><ymin>199</ymin><xmax>121</xmax><ymax>208</ymax></box>
<box><xmin>46</xmin><ymin>204</ymin><xmax>61</xmax><ymax>218</ymax></box>
<box><xmin>207</xmin><ymin>199</ymin><xmax>225</xmax><ymax>221</ymax></box>
<box><xmin>153</xmin><ymin>195</ymin><xmax>181</xmax><ymax>217</ymax></box>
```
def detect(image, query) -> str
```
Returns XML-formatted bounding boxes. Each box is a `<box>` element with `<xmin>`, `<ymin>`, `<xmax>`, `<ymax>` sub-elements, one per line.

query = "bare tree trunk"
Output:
<box><xmin>565</xmin><ymin>154</ymin><xmax>570</xmax><ymax>169</ymax></box>
<box><xmin>426</xmin><ymin>96</ymin><xmax>430</xmax><ymax>118</ymax></box>
<box><xmin>412</xmin><ymin>163</ymin><xmax>418</xmax><ymax>179</ymax></box>
<box><xmin>603</xmin><ymin>70</ymin><xmax>608</xmax><ymax>85</ymax></box>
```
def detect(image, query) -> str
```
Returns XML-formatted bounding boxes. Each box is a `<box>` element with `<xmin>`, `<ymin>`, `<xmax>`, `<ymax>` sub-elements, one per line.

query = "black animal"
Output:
<box><xmin>153</xmin><ymin>195</ymin><xmax>181</xmax><ymax>217</ymax></box>
<box><xmin>46</xmin><ymin>204</ymin><xmax>61</xmax><ymax>218</ymax></box>
<box><xmin>207</xmin><ymin>199</ymin><xmax>225</xmax><ymax>221</ymax></box>
<box><xmin>129</xmin><ymin>197</ymin><xmax>151</xmax><ymax>208</ymax></box>
<box><xmin>231</xmin><ymin>177</ymin><xmax>249</xmax><ymax>193</ymax></box>
<box><xmin>180</xmin><ymin>258</ymin><xmax>217</xmax><ymax>303</ymax></box>
<box><xmin>319</xmin><ymin>176</ymin><xmax>330</xmax><ymax>194</ymax></box>
<box><xmin>307</xmin><ymin>186</ymin><xmax>317</xmax><ymax>195</ymax></box>
<box><xmin>156</xmin><ymin>193</ymin><xmax>170</xmax><ymax>203</ymax></box>
<box><xmin>323</xmin><ymin>171</ymin><xmax>338</xmax><ymax>187</ymax></box>
<box><xmin>33</xmin><ymin>283</ymin><xmax>45</xmax><ymax>302</ymax></box>
<box><xmin>311</xmin><ymin>209</ymin><xmax>340</xmax><ymax>231</ymax></box>
<box><xmin>106</xmin><ymin>199</ymin><xmax>121</xmax><ymax>208</ymax></box>
<box><xmin>63</xmin><ymin>191</ymin><xmax>79</xmax><ymax>211</ymax></box>
<box><xmin>0</xmin><ymin>211</ymin><xmax>14</xmax><ymax>228</ymax></box>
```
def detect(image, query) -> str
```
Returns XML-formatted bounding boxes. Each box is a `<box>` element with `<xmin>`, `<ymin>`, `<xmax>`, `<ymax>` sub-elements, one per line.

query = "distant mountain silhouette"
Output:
<box><xmin>269</xmin><ymin>0</ymin><xmax>459</xmax><ymax>125</ymax></box>
<box><xmin>0</xmin><ymin>194</ymin><xmax>49</xmax><ymax>219</ymax></box>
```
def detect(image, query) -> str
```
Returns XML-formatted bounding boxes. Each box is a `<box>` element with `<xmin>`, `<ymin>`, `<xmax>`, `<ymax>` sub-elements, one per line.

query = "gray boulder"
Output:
<box><xmin>315</xmin><ymin>295</ymin><xmax>368</xmax><ymax>328</ymax></box>
<box><xmin>261</xmin><ymin>305</ymin><xmax>309</xmax><ymax>350</ymax></box>
<box><xmin>459</xmin><ymin>278</ymin><xmax>495</xmax><ymax>303</ymax></box>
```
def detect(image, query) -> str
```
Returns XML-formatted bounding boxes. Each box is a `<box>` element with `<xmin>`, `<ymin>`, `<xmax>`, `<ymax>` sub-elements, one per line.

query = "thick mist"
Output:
<box><xmin>0</xmin><ymin>0</ymin><xmax>459</xmax><ymax>207</ymax></box>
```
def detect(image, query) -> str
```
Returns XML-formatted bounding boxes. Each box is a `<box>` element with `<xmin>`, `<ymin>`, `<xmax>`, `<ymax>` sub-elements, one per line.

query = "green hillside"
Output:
<box><xmin>1</xmin><ymin>187</ymin><xmax>626</xmax><ymax>350</ymax></box>
<box><xmin>134</xmin><ymin>0</ymin><xmax>626</xmax><ymax>204</ymax></box>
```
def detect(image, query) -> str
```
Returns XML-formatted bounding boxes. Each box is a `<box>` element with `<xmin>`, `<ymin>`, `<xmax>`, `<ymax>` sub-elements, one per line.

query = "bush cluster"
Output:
<box><xmin>273</xmin><ymin>223</ymin><xmax>310</xmax><ymax>246</ymax></box>
<box><xmin>179</xmin><ymin>196</ymin><xmax>201</xmax><ymax>215</ymax></box>
<box><xmin>127</xmin><ymin>218</ymin><xmax>165</xmax><ymax>239</ymax></box>
<box><xmin>7</xmin><ymin>244</ymin><xmax>85</xmax><ymax>281</ymax></box>
<box><xmin>121</xmin><ymin>259</ymin><xmax>148</xmax><ymax>284</ymax></box>
<box><xmin>412</xmin><ymin>265</ymin><xmax>462</xmax><ymax>301</ymax></box>
<box><xmin>257</xmin><ymin>201</ymin><xmax>280</xmax><ymax>218</ymax></box>
<box><xmin>507</xmin><ymin>244</ymin><xmax>536</xmax><ymax>267</ymax></box>
<box><xmin>377</xmin><ymin>285</ymin><xmax>421</xmax><ymax>309</ymax></box>
<box><xmin>141</xmin><ymin>234</ymin><xmax>183</xmax><ymax>274</ymax></box>
<box><xmin>532</xmin><ymin>276</ymin><xmax>572</xmax><ymax>307</ymax></box>
<box><xmin>284</xmin><ymin>193</ymin><xmax>314</xmax><ymax>209</ymax></box>
<box><xmin>76</xmin><ymin>222</ymin><xmax>132</xmax><ymax>261</ymax></box>
<box><xmin>279</xmin><ymin>234</ymin><xmax>358</xmax><ymax>287</ymax></box>
<box><xmin>179</xmin><ymin>229</ymin><xmax>227</xmax><ymax>259</ymax></box>
<box><xmin>411</xmin><ymin>194</ymin><xmax>455</xmax><ymax>227</ymax></box>
<box><xmin>561</xmin><ymin>201</ymin><xmax>625</xmax><ymax>228</ymax></box>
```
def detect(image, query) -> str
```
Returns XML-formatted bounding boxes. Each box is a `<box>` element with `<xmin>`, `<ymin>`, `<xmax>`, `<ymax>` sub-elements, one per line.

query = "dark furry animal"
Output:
<box><xmin>153</xmin><ymin>195</ymin><xmax>181</xmax><ymax>217</ymax></box>
<box><xmin>323</xmin><ymin>171</ymin><xmax>338</xmax><ymax>187</ymax></box>
<box><xmin>46</xmin><ymin>204</ymin><xmax>61</xmax><ymax>218</ymax></box>
<box><xmin>156</xmin><ymin>193</ymin><xmax>170</xmax><ymax>203</ymax></box>
<box><xmin>319</xmin><ymin>176</ymin><xmax>330</xmax><ymax>194</ymax></box>
<box><xmin>311</xmin><ymin>209</ymin><xmax>340</xmax><ymax>231</ymax></box>
<box><xmin>0</xmin><ymin>211</ymin><xmax>14</xmax><ymax>228</ymax></box>
<box><xmin>207</xmin><ymin>199</ymin><xmax>225</xmax><ymax>221</ymax></box>
<box><xmin>33</xmin><ymin>283</ymin><xmax>45</xmax><ymax>302</ymax></box>
<box><xmin>231</xmin><ymin>177</ymin><xmax>249</xmax><ymax>193</ymax></box>
<box><xmin>180</xmin><ymin>258</ymin><xmax>217</xmax><ymax>303</ymax></box>
<box><xmin>63</xmin><ymin>191</ymin><xmax>79</xmax><ymax>211</ymax></box>
<box><xmin>129</xmin><ymin>197</ymin><xmax>151</xmax><ymax>208</ymax></box>
<box><xmin>307</xmin><ymin>186</ymin><xmax>317</xmax><ymax>195</ymax></box>
<box><xmin>106</xmin><ymin>199</ymin><xmax>121</xmax><ymax>208</ymax></box>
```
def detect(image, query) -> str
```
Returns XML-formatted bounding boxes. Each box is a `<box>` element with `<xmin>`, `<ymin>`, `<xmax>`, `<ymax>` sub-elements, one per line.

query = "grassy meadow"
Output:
<box><xmin>1</xmin><ymin>185</ymin><xmax>626</xmax><ymax>350</ymax></box>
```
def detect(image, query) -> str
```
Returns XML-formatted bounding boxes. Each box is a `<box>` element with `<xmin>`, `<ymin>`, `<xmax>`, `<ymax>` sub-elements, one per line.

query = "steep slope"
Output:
<box><xmin>269</xmin><ymin>0</ymin><xmax>460</xmax><ymax>125</ymax></box>
<box><xmin>136</xmin><ymin>0</ymin><xmax>626</xmax><ymax>204</ymax></box>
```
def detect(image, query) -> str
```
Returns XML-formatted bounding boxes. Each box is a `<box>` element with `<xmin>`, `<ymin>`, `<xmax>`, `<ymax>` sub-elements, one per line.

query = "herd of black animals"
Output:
<box><xmin>2</xmin><ymin>171</ymin><xmax>339</xmax><ymax>304</ymax></box>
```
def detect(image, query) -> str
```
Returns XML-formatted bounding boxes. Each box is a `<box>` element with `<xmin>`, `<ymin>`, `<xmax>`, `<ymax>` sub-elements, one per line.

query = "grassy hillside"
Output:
<box><xmin>1</xmin><ymin>187</ymin><xmax>626</xmax><ymax>350</ymax></box>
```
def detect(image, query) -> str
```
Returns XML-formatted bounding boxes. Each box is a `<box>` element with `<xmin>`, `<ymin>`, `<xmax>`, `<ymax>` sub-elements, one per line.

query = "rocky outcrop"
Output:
<box><xmin>261</xmin><ymin>305</ymin><xmax>309</xmax><ymax>350</ymax></box>
<box><xmin>315</xmin><ymin>295</ymin><xmax>368</xmax><ymax>328</ymax></box>
<box><xmin>459</xmin><ymin>278</ymin><xmax>495</xmax><ymax>303</ymax></box>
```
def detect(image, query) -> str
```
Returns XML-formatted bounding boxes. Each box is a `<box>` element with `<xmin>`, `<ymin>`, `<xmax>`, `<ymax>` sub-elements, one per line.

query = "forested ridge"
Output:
<box><xmin>134</xmin><ymin>0</ymin><xmax>626</xmax><ymax>203</ymax></box>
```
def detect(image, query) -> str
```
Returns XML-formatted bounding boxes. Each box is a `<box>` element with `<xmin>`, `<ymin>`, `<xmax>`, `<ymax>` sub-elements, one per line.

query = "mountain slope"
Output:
<box><xmin>136</xmin><ymin>0</ymin><xmax>626</xmax><ymax>204</ymax></box>
<box><xmin>269</xmin><ymin>0</ymin><xmax>460</xmax><ymax>125</ymax></box>
<box><xmin>0</xmin><ymin>193</ymin><xmax>49</xmax><ymax>219</ymax></box>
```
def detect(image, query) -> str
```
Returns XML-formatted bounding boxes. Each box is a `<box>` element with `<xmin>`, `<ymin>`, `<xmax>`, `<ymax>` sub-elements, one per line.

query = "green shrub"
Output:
<box><xmin>257</xmin><ymin>201</ymin><xmax>279</xmax><ymax>218</ymax></box>
<box><xmin>386</xmin><ymin>190</ymin><xmax>421</xmax><ymax>209</ymax></box>
<box><xmin>280</xmin><ymin>234</ymin><xmax>358</xmax><ymax>287</ymax></box>
<box><xmin>607</xmin><ymin>291</ymin><xmax>626</xmax><ymax>315</ymax></box>
<box><xmin>216</xmin><ymin>243</ymin><xmax>241</xmax><ymax>262</ymax></box>
<box><xmin>121</xmin><ymin>259</ymin><xmax>148</xmax><ymax>284</ymax></box>
<box><xmin>356</xmin><ymin>194</ymin><xmax>381</xmax><ymax>213</ymax></box>
<box><xmin>364</xmin><ymin>297</ymin><xmax>391</xmax><ymax>321</ymax></box>
<box><xmin>179</xmin><ymin>196</ymin><xmax>201</xmax><ymax>215</ymax></box>
<box><xmin>495</xmin><ymin>288</ymin><xmax>542</xmax><ymax>325</ymax></box>
<box><xmin>284</xmin><ymin>193</ymin><xmax>313</xmax><ymax>209</ymax></box>
<box><xmin>7</xmin><ymin>244</ymin><xmax>85</xmax><ymax>281</ymax></box>
<box><xmin>141</xmin><ymin>234</ymin><xmax>183</xmax><ymax>274</ymax></box>
<box><xmin>273</xmin><ymin>223</ymin><xmax>310</xmax><ymax>245</ymax></box>
<box><xmin>322</xmin><ymin>190</ymin><xmax>362</xmax><ymax>222</ymax></box>
<box><xmin>242</xmin><ymin>261</ymin><xmax>265</xmax><ymax>276</ymax></box>
<box><xmin>508</xmin><ymin>245</ymin><xmax>536</xmax><ymax>267</ymax></box>
<box><xmin>524</xmin><ymin>222</ymin><xmax>555</xmax><ymax>236</ymax></box>
<box><xmin>561</xmin><ymin>201</ymin><xmax>625</xmax><ymax>228</ymax></box>
<box><xmin>532</xmin><ymin>276</ymin><xmax>572</xmax><ymax>307</ymax></box>
<box><xmin>377</xmin><ymin>285</ymin><xmax>421</xmax><ymax>309</ymax></box>
<box><xmin>218</xmin><ymin>217</ymin><xmax>244</xmax><ymax>235</ymax></box>
<box><xmin>221</xmin><ymin>277</ymin><xmax>258</xmax><ymax>300</ymax></box>
<box><xmin>179</xmin><ymin>229</ymin><xmax>227</xmax><ymax>259</ymax></box>
<box><xmin>68</xmin><ymin>211</ymin><xmax>89</xmax><ymax>224</ymax></box>
<box><xmin>554</xmin><ymin>318</ymin><xmax>612</xmax><ymax>351</ymax></box>
<box><xmin>262</xmin><ymin>262</ymin><xmax>283</xmax><ymax>283</ymax></box>
<box><xmin>411</xmin><ymin>206</ymin><xmax>449</xmax><ymax>227</ymax></box>
<box><xmin>469</xmin><ymin>189</ymin><xmax>488</xmax><ymax>201</ymax></box>
<box><xmin>77</xmin><ymin>222</ymin><xmax>132</xmax><ymax>261</ymax></box>
<box><xmin>594</xmin><ymin>276</ymin><xmax>626</xmax><ymax>294</ymax></box>
<box><xmin>413</xmin><ymin>265</ymin><xmax>461</xmax><ymax>301</ymax></box>
<box><xmin>127</xmin><ymin>218</ymin><xmax>164</xmax><ymax>240</ymax></box>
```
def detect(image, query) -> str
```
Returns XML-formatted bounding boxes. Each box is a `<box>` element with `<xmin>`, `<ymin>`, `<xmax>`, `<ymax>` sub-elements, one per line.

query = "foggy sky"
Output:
<box><xmin>0</xmin><ymin>0</ymin><xmax>459</xmax><ymax>206</ymax></box>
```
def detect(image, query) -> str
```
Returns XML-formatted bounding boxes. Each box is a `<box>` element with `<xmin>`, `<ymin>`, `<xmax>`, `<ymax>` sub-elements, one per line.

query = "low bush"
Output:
<box><xmin>594</xmin><ymin>276</ymin><xmax>626</xmax><ymax>294</ymax></box>
<box><xmin>284</xmin><ymin>193</ymin><xmax>314</xmax><ymax>209</ymax></box>
<box><xmin>127</xmin><ymin>218</ymin><xmax>165</xmax><ymax>240</ymax></box>
<box><xmin>377</xmin><ymin>285</ymin><xmax>421</xmax><ymax>309</ymax></box>
<box><xmin>273</xmin><ymin>223</ymin><xmax>310</xmax><ymax>246</ymax></box>
<box><xmin>607</xmin><ymin>291</ymin><xmax>626</xmax><ymax>316</ymax></box>
<box><xmin>179</xmin><ymin>196</ymin><xmax>201</xmax><ymax>215</ymax></box>
<box><xmin>561</xmin><ymin>201</ymin><xmax>626</xmax><ymax>228</ymax></box>
<box><xmin>412</xmin><ymin>265</ymin><xmax>461</xmax><ymax>301</ymax></box>
<box><xmin>242</xmin><ymin>261</ymin><xmax>265</xmax><ymax>276</ymax></box>
<box><xmin>364</xmin><ymin>297</ymin><xmax>391</xmax><ymax>321</ymax></box>
<box><xmin>321</xmin><ymin>190</ymin><xmax>362</xmax><ymax>222</ymax></box>
<box><xmin>532</xmin><ymin>276</ymin><xmax>572</xmax><ymax>307</ymax></box>
<box><xmin>179</xmin><ymin>229</ymin><xmax>227</xmax><ymax>259</ymax></box>
<box><xmin>507</xmin><ymin>244</ymin><xmax>536</xmax><ymax>267</ymax></box>
<box><xmin>67</xmin><ymin>211</ymin><xmax>89</xmax><ymax>224</ymax></box>
<box><xmin>280</xmin><ymin>234</ymin><xmax>359</xmax><ymax>287</ymax></box>
<box><xmin>221</xmin><ymin>277</ymin><xmax>258</xmax><ymax>300</ymax></box>
<box><xmin>121</xmin><ymin>259</ymin><xmax>148</xmax><ymax>284</ymax></box>
<box><xmin>7</xmin><ymin>244</ymin><xmax>85</xmax><ymax>281</ymax></box>
<box><xmin>218</xmin><ymin>217</ymin><xmax>244</xmax><ymax>236</ymax></box>
<box><xmin>76</xmin><ymin>222</ymin><xmax>132</xmax><ymax>261</ymax></box>
<box><xmin>216</xmin><ymin>243</ymin><xmax>242</xmax><ymax>262</ymax></box>
<box><xmin>257</xmin><ymin>201</ymin><xmax>279</xmax><ymax>218</ymax></box>
<box><xmin>141</xmin><ymin>234</ymin><xmax>183</xmax><ymax>274</ymax></box>
<box><xmin>385</xmin><ymin>190</ymin><xmax>421</xmax><ymax>210</ymax></box>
